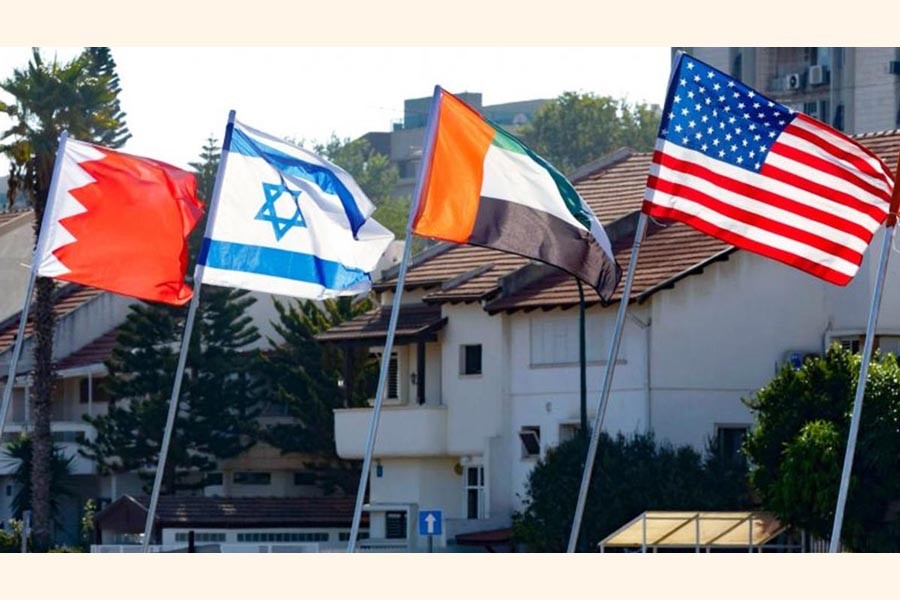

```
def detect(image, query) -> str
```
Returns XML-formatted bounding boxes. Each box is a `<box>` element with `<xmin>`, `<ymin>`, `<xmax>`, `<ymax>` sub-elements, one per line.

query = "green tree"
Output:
<box><xmin>743</xmin><ymin>345</ymin><xmax>900</xmax><ymax>551</ymax></box>
<box><xmin>0</xmin><ymin>47</ymin><xmax>130</xmax><ymax>550</ymax></box>
<box><xmin>3</xmin><ymin>435</ymin><xmax>75</xmax><ymax>526</ymax></box>
<box><xmin>521</xmin><ymin>92</ymin><xmax>661</xmax><ymax>174</ymax></box>
<box><xmin>512</xmin><ymin>432</ymin><xmax>749</xmax><ymax>552</ymax></box>
<box><xmin>314</xmin><ymin>135</ymin><xmax>408</xmax><ymax>238</ymax></box>
<box><xmin>79</xmin><ymin>138</ymin><xmax>263</xmax><ymax>493</ymax></box>
<box><xmin>261</xmin><ymin>296</ymin><xmax>375</xmax><ymax>493</ymax></box>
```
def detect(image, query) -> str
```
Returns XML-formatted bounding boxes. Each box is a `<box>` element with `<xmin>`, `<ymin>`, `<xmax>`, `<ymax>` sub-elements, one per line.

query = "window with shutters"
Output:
<box><xmin>386</xmin><ymin>352</ymin><xmax>399</xmax><ymax>399</ymax></box>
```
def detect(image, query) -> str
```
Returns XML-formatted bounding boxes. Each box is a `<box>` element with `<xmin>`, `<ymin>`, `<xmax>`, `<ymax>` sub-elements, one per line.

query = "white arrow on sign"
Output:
<box><xmin>425</xmin><ymin>513</ymin><xmax>436</xmax><ymax>534</ymax></box>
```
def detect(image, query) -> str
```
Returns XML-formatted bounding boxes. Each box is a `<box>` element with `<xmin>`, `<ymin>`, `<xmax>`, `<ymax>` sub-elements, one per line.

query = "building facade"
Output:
<box><xmin>682</xmin><ymin>47</ymin><xmax>900</xmax><ymax>135</ymax></box>
<box><xmin>324</xmin><ymin>129</ymin><xmax>900</xmax><ymax>551</ymax></box>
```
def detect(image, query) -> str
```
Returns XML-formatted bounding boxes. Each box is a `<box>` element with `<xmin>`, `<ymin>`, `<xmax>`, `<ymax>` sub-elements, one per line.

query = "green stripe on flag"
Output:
<box><xmin>489</xmin><ymin>124</ymin><xmax>590</xmax><ymax>231</ymax></box>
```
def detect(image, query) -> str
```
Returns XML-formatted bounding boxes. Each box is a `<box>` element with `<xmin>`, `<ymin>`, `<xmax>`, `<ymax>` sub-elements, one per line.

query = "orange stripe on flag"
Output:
<box><xmin>413</xmin><ymin>89</ymin><xmax>495</xmax><ymax>243</ymax></box>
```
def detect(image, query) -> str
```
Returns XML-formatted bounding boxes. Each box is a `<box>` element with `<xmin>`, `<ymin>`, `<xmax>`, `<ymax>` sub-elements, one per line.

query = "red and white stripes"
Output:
<box><xmin>644</xmin><ymin>114</ymin><xmax>894</xmax><ymax>285</ymax></box>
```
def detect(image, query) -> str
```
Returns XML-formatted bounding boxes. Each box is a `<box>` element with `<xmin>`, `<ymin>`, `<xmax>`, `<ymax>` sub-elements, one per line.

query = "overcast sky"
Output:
<box><xmin>0</xmin><ymin>47</ymin><xmax>671</xmax><ymax>171</ymax></box>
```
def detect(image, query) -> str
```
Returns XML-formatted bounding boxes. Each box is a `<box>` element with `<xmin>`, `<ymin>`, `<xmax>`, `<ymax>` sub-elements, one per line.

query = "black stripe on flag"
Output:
<box><xmin>470</xmin><ymin>196</ymin><xmax>620</xmax><ymax>301</ymax></box>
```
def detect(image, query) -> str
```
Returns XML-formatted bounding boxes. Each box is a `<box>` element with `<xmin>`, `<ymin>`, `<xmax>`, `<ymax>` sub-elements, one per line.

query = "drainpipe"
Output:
<box><xmin>628</xmin><ymin>313</ymin><xmax>651</xmax><ymax>433</ymax></box>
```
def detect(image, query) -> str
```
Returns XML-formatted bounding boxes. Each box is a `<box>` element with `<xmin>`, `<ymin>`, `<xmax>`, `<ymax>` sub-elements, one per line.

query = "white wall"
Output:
<box><xmin>0</xmin><ymin>216</ymin><xmax>33</xmax><ymax>323</ymax></box>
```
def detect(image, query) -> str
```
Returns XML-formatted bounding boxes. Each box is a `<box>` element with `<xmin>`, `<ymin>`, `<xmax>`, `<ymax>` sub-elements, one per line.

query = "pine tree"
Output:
<box><xmin>261</xmin><ymin>297</ymin><xmax>375</xmax><ymax>493</ymax></box>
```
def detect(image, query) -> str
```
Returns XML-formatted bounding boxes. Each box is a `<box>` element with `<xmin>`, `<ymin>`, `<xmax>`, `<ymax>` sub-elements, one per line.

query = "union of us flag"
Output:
<box><xmin>643</xmin><ymin>52</ymin><xmax>896</xmax><ymax>285</ymax></box>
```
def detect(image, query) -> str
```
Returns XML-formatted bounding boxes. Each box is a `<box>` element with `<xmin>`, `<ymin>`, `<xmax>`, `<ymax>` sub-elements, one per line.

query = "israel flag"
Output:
<box><xmin>197</xmin><ymin>117</ymin><xmax>395</xmax><ymax>299</ymax></box>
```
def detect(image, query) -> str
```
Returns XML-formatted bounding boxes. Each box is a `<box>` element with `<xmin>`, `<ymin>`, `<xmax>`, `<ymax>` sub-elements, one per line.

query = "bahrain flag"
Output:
<box><xmin>35</xmin><ymin>137</ymin><xmax>204</xmax><ymax>305</ymax></box>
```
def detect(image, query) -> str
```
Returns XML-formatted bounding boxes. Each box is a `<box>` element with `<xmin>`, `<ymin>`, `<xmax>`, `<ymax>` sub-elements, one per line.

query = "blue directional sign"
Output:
<box><xmin>419</xmin><ymin>510</ymin><xmax>443</xmax><ymax>536</ymax></box>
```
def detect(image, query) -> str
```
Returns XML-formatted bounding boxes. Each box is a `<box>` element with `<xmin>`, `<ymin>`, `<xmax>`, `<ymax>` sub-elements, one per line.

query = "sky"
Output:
<box><xmin>0</xmin><ymin>47</ymin><xmax>671</xmax><ymax>172</ymax></box>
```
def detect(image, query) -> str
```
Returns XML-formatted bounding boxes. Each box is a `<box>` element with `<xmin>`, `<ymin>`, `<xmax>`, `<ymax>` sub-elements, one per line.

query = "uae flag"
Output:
<box><xmin>35</xmin><ymin>137</ymin><xmax>204</xmax><ymax>305</ymax></box>
<box><xmin>412</xmin><ymin>88</ymin><xmax>621</xmax><ymax>301</ymax></box>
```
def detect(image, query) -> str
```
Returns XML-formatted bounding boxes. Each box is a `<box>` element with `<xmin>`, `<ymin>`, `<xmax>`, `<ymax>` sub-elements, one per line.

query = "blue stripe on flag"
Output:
<box><xmin>227</xmin><ymin>126</ymin><xmax>367</xmax><ymax>236</ymax></box>
<box><xmin>198</xmin><ymin>238</ymin><xmax>370</xmax><ymax>291</ymax></box>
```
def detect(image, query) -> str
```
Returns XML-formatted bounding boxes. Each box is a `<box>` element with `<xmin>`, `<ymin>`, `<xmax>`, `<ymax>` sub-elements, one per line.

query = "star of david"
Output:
<box><xmin>256</xmin><ymin>181</ymin><xmax>307</xmax><ymax>241</ymax></box>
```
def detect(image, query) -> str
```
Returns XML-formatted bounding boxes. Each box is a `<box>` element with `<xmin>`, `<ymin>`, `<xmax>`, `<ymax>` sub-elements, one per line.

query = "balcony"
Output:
<box><xmin>335</xmin><ymin>405</ymin><xmax>447</xmax><ymax>458</ymax></box>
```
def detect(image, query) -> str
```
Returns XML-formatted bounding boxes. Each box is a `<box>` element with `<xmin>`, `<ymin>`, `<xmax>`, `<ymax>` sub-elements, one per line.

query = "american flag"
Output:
<box><xmin>643</xmin><ymin>53</ymin><xmax>895</xmax><ymax>285</ymax></box>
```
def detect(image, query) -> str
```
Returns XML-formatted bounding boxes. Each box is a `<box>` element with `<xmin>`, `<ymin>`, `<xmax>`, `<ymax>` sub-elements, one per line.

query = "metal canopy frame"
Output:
<box><xmin>598</xmin><ymin>511</ymin><xmax>794</xmax><ymax>553</ymax></box>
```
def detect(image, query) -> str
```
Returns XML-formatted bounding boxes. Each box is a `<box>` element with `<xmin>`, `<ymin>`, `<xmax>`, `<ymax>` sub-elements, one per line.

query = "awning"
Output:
<box><xmin>599</xmin><ymin>511</ymin><xmax>786</xmax><ymax>552</ymax></box>
<box><xmin>315</xmin><ymin>304</ymin><xmax>447</xmax><ymax>345</ymax></box>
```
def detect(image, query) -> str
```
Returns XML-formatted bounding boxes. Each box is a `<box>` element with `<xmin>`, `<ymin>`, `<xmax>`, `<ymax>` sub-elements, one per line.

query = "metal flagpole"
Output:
<box><xmin>0</xmin><ymin>131</ymin><xmax>70</xmax><ymax>444</ymax></box>
<box><xmin>828</xmin><ymin>219</ymin><xmax>898</xmax><ymax>552</ymax></box>
<box><xmin>140</xmin><ymin>111</ymin><xmax>236</xmax><ymax>552</ymax></box>
<box><xmin>347</xmin><ymin>86</ymin><xmax>442</xmax><ymax>553</ymax></box>
<box><xmin>577</xmin><ymin>280</ymin><xmax>588</xmax><ymax>436</ymax></box>
<box><xmin>567</xmin><ymin>213</ymin><xmax>649</xmax><ymax>553</ymax></box>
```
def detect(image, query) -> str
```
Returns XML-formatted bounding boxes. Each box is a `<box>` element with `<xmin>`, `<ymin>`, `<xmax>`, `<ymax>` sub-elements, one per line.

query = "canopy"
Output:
<box><xmin>599</xmin><ymin>511</ymin><xmax>786</xmax><ymax>552</ymax></box>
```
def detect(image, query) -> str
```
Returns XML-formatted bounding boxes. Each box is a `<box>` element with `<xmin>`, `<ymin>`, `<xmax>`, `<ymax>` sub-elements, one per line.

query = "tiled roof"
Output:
<box><xmin>574</xmin><ymin>150</ymin><xmax>652</xmax><ymax>223</ymax></box>
<box><xmin>56</xmin><ymin>328</ymin><xmax>119</xmax><ymax>371</ymax></box>
<box><xmin>96</xmin><ymin>495</ymin><xmax>365</xmax><ymax>530</ymax></box>
<box><xmin>0</xmin><ymin>285</ymin><xmax>107</xmax><ymax>356</ymax></box>
<box><xmin>486</xmin><ymin>223</ymin><xmax>733</xmax><ymax>313</ymax></box>
<box><xmin>315</xmin><ymin>304</ymin><xmax>446</xmax><ymax>344</ymax></box>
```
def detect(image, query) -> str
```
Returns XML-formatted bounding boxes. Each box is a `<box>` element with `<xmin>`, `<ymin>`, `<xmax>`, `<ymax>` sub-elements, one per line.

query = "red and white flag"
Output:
<box><xmin>36</xmin><ymin>138</ymin><xmax>204</xmax><ymax>305</ymax></box>
<box><xmin>644</xmin><ymin>53</ymin><xmax>896</xmax><ymax>285</ymax></box>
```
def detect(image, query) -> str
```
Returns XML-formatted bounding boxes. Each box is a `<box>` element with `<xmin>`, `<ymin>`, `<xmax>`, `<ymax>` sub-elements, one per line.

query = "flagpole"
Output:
<box><xmin>567</xmin><ymin>212</ymin><xmax>648</xmax><ymax>553</ymax></box>
<box><xmin>577</xmin><ymin>280</ymin><xmax>588</xmax><ymax>436</ymax></box>
<box><xmin>828</xmin><ymin>169</ymin><xmax>900</xmax><ymax>552</ymax></box>
<box><xmin>347</xmin><ymin>86</ymin><xmax>442</xmax><ymax>553</ymax></box>
<box><xmin>140</xmin><ymin>111</ymin><xmax>235</xmax><ymax>552</ymax></box>
<box><xmin>0</xmin><ymin>131</ymin><xmax>70</xmax><ymax>445</ymax></box>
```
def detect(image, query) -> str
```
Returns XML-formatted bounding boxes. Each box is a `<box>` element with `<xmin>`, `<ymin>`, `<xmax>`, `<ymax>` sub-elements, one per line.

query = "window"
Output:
<box><xmin>559</xmin><ymin>423</ymin><xmax>580</xmax><ymax>444</ymax></box>
<box><xmin>460</xmin><ymin>344</ymin><xmax>482</xmax><ymax>376</ymax></box>
<box><xmin>293</xmin><ymin>472</ymin><xmax>316</xmax><ymax>486</ymax></box>
<box><xmin>465</xmin><ymin>466</ymin><xmax>485</xmax><ymax>520</ymax></box>
<box><xmin>204</xmin><ymin>472</ymin><xmax>223</xmax><ymax>486</ymax></box>
<box><xmin>79</xmin><ymin>377</ymin><xmax>110</xmax><ymax>404</ymax></box>
<box><xmin>716</xmin><ymin>426</ymin><xmax>749</xmax><ymax>463</ymax></box>
<box><xmin>878</xmin><ymin>336</ymin><xmax>900</xmax><ymax>357</ymax></box>
<box><xmin>519</xmin><ymin>426</ymin><xmax>541</xmax><ymax>458</ymax></box>
<box><xmin>385</xmin><ymin>511</ymin><xmax>408</xmax><ymax>539</ymax></box>
<box><xmin>51</xmin><ymin>431</ymin><xmax>85</xmax><ymax>444</ymax></box>
<box><xmin>530</xmin><ymin>314</ymin><xmax>614</xmax><ymax>366</ymax></box>
<box><xmin>386</xmin><ymin>352</ymin><xmax>399</xmax><ymax>399</ymax></box>
<box><xmin>174</xmin><ymin>532</ymin><xmax>226</xmax><ymax>543</ymax></box>
<box><xmin>233</xmin><ymin>472</ymin><xmax>271</xmax><ymax>485</ymax></box>
<box><xmin>834</xmin><ymin>336</ymin><xmax>862</xmax><ymax>354</ymax></box>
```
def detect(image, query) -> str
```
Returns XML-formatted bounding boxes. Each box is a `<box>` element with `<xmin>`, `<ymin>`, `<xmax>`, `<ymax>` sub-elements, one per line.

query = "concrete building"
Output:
<box><xmin>363</xmin><ymin>92</ymin><xmax>551</xmax><ymax>198</ymax></box>
<box><xmin>681</xmin><ymin>47</ymin><xmax>900</xmax><ymax>134</ymax></box>
<box><xmin>323</xmin><ymin>129</ymin><xmax>900</xmax><ymax>552</ymax></box>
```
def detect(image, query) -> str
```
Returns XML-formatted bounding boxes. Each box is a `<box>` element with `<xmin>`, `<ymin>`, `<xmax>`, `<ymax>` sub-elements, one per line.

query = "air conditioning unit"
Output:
<box><xmin>808</xmin><ymin>65</ymin><xmax>829</xmax><ymax>86</ymax></box>
<box><xmin>785</xmin><ymin>73</ymin><xmax>802</xmax><ymax>90</ymax></box>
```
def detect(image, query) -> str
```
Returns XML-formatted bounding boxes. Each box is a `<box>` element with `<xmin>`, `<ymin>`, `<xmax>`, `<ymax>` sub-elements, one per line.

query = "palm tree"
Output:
<box><xmin>0</xmin><ymin>47</ymin><xmax>129</xmax><ymax>550</ymax></box>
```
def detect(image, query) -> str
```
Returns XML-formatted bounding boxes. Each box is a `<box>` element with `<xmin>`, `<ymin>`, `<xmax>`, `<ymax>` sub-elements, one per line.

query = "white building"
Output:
<box><xmin>324</xmin><ymin>129</ymin><xmax>900</xmax><ymax>552</ymax></box>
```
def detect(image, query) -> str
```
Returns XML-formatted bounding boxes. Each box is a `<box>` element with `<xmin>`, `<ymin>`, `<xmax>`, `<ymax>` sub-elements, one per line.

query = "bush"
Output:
<box><xmin>744</xmin><ymin>344</ymin><xmax>900</xmax><ymax>551</ymax></box>
<box><xmin>512</xmin><ymin>431</ymin><xmax>750</xmax><ymax>552</ymax></box>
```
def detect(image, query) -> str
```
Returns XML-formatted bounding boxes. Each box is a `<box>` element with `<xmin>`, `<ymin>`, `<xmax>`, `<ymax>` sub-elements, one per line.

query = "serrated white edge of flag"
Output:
<box><xmin>35</xmin><ymin>139</ymin><xmax>105</xmax><ymax>278</ymax></box>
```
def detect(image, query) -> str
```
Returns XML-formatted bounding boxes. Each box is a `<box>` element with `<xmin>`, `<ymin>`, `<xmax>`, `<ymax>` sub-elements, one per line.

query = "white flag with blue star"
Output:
<box><xmin>197</xmin><ymin>118</ymin><xmax>395</xmax><ymax>299</ymax></box>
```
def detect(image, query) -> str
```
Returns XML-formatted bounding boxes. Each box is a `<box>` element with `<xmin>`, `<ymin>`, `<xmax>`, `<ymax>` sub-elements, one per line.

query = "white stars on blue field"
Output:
<box><xmin>658</xmin><ymin>57</ymin><xmax>797</xmax><ymax>173</ymax></box>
